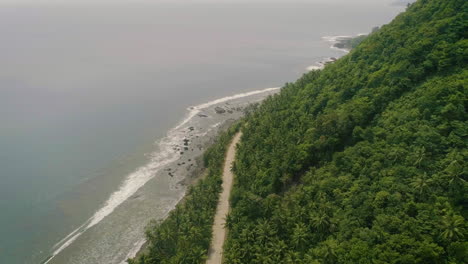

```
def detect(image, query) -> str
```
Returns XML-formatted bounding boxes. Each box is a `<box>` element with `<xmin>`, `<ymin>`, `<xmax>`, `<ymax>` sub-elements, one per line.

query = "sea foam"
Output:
<box><xmin>322</xmin><ymin>35</ymin><xmax>353</xmax><ymax>53</ymax></box>
<box><xmin>44</xmin><ymin>87</ymin><xmax>280</xmax><ymax>264</ymax></box>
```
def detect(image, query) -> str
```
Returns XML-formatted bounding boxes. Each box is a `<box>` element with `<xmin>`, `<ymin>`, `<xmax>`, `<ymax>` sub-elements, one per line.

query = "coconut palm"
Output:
<box><xmin>410</xmin><ymin>172</ymin><xmax>433</xmax><ymax>196</ymax></box>
<box><xmin>440</xmin><ymin>214</ymin><xmax>465</xmax><ymax>242</ymax></box>
<box><xmin>310</xmin><ymin>212</ymin><xmax>331</xmax><ymax>236</ymax></box>
<box><xmin>444</xmin><ymin>160</ymin><xmax>466</xmax><ymax>190</ymax></box>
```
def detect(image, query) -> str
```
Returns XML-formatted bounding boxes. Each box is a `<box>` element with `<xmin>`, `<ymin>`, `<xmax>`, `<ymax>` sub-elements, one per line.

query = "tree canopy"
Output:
<box><xmin>129</xmin><ymin>124</ymin><xmax>241</xmax><ymax>264</ymax></box>
<box><xmin>132</xmin><ymin>0</ymin><xmax>467</xmax><ymax>263</ymax></box>
<box><xmin>224</xmin><ymin>0</ymin><xmax>467</xmax><ymax>263</ymax></box>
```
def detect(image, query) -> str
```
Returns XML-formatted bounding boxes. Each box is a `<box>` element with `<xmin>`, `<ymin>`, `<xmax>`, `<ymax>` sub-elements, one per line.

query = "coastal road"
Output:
<box><xmin>206</xmin><ymin>132</ymin><xmax>242</xmax><ymax>264</ymax></box>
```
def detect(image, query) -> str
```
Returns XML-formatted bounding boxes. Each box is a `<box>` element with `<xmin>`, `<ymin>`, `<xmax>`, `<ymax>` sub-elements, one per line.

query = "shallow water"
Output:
<box><xmin>0</xmin><ymin>1</ymin><xmax>406</xmax><ymax>263</ymax></box>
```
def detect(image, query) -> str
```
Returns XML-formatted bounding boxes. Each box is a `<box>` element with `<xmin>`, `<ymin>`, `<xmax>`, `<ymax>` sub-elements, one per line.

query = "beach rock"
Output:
<box><xmin>184</xmin><ymin>147</ymin><xmax>189</xmax><ymax>151</ymax></box>
<box><xmin>334</xmin><ymin>43</ymin><xmax>345</xmax><ymax>49</ymax></box>
<box><xmin>198</xmin><ymin>114</ymin><xmax>208</xmax><ymax>118</ymax></box>
<box><xmin>188</xmin><ymin>126</ymin><xmax>195</xmax><ymax>131</ymax></box>
<box><xmin>215</xmin><ymin>106</ymin><xmax>226</xmax><ymax>114</ymax></box>
<box><xmin>130</xmin><ymin>194</ymin><xmax>142</xmax><ymax>199</ymax></box>
<box><xmin>180</xmin><ymin>152</ymin><xmax>184</xmax><ymax>155</ymax></box>
<box><xmin>227</xmin><ymin>110</ymin><xmax>233</xmax><ymax>114</ymax></box>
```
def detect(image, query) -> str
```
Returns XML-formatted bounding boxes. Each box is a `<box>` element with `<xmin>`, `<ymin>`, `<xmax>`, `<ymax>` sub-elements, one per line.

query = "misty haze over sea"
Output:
<box><xmin>0</xmin><ymin>1</ymin><xmax>407</xmax><ymax>263</ymax></box>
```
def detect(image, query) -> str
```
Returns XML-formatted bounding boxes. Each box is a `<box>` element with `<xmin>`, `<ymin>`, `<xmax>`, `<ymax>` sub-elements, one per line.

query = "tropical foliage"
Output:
<box><xmin>132</xmin><ymin>0</ymin><xmax>467</xmax><ymax>263</ymax></box>
<box><xmin>224</xmin><ymin>0</ymin><xmax>467</xmax><ymax>263</ymax></box>
<box><xmin>129</xmin><ymin>123</ymin><xmax>240</xmax><ymax>264</ymax></box>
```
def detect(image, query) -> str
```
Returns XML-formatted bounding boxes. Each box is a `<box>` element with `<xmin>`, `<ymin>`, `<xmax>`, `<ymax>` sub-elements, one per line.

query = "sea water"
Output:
<box><xmin>0</xmin><ymin>1</ymin><xmax>408</xmax><ymax>263</ymax></box>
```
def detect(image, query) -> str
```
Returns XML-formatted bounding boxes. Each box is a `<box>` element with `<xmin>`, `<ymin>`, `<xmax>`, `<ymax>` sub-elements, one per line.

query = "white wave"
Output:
<box><xmin>306</xmin><ymin>65</ymin><xmax>324</xmax><ymax>71</ymax></box>
<box><xmin>173</xmin><ymin>87</ymin><xmax>280</xmax><ymax>131</ymax></box>
<box><xmin>322</xmin><ymin>35</ymin><xmax>352</xmax><ymax>42</ymax></box>
<box><xmin>322</xmin><ymin>35</ymin><xmax>353</xmax><ymax>53</ymax></box>
<box><xmin>44</xmin><ymin>86</ymin><xmax>280</xmax><ymax>264</ymax></box>
<box><xmin>120</xmin><ymin>238</ymin><xmax>146</xmax><ymax>264</ymax></box>
<box><xmin>52</xmin><ymin>222</ymin><xmax>86</xmax><ymax>249</ymax></box>
<box><xmin>331</xmin><ymin>46</ymin><xmax>350</xmax><ymax>54</ymax></box>
<box><xmin>122</xmin><ymin>193</ymin><xmax>187</xmax><ymax>263</ymax></box>
<box><xmin>44</xmin><ymin>233</ymin><xmax>82</xmax><ymax>264</ymax></box>
<box><xmin>322</xmin><ymin>34</ymin><xmax>368</xmax><ymax>54</ymax></box>
<box><xmin>306</xmin><ymin>57</ymin><xmax>338</xmax><ymax>71</ymax></box>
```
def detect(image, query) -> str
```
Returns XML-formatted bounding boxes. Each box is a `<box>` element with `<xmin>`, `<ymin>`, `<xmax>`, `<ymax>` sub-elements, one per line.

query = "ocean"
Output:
<box><xmin>0</xmin><ymin>1</ymin><xmax>407</xmax><ymax>263</ymax></box>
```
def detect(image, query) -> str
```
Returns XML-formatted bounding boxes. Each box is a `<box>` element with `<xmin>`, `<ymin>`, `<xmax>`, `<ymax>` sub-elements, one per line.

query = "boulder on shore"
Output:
<box><xmin>215</xmin><ymin>106</ymin><xmax>226</xmax><ymax>114</ymax></box>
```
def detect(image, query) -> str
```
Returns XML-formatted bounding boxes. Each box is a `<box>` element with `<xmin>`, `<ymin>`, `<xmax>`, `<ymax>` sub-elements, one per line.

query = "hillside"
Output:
<box><xmin>224</xmin><ymin>0</ymin><xmax>467</xmax><ymax>263</ymax></box>
<box><xmin>131</xmin><ymin>0</ymin><xmax>467</xmax><ymax>263</ymax></box>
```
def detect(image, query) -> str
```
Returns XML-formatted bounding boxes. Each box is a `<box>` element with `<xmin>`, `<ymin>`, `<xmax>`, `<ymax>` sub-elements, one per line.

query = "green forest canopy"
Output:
<box><xmin>225</xmin><ymin>0</ymin><xmax>467</xmax><ymax>263</ymax></box>
<box><xmin>132</xmin><ymin>0</ymin><xmax>467</xmax><ymax>263</ymax></box>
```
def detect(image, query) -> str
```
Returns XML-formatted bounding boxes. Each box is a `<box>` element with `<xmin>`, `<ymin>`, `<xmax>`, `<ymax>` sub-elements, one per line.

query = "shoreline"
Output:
<box><xmin>122</xmin><ymin>93</ymin><xmax>280</xmax><ymax>262</ymax></box>
<box><xmin>126</xmin><ymin>119</ymin><xmax>246</xmax><ymax>262</ymax></box>
<box><xmin>306</xmin><ymin>33</ymin><xmax>369</xmax><ymax>71</ymax></box>
<box><xmin>43</xmin><ymin>31</ymin><xmax>366</xmax><ymax>263</ymax></box>
<box><xmin>43</xmin><ymin>88</ymin><xmax>279</xmax><ymax>264</ymax></box>
<box><xmin>126</xmin><ymin>34</ymin><xmax>368</xmax><ymax>263</ymax></box>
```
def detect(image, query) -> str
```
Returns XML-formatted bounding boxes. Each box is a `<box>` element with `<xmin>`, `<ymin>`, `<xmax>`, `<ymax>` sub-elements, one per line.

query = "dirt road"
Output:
<box><xmin>206</xmin><ymin>132</ymin><xmax>241</xmax><ymax>264</ymax></box>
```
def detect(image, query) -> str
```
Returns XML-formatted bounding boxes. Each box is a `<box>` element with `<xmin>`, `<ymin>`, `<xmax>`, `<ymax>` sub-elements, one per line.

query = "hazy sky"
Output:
<box><xmin>0</xmin><ymin>0</ymin><xmax>405</xmax><ymax>5</ymax></box>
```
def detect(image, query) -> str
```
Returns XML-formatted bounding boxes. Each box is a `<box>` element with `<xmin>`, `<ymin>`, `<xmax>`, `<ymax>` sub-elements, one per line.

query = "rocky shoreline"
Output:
<box><xmin>126</xmin><ymin>90</ymin><xmax>279</xmax><ymax>262</ymax></box>
<box><xmin>307</xmin><ymin>33</ymin><xmax>369</xmax><ymax>71</ymax></box>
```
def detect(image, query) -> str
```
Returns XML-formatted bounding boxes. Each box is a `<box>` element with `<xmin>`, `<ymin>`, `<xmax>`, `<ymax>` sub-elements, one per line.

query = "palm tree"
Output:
<box><xmin>440</xmin><ymin>214</ymin><xmax>465</xmax><ymax>242</ymax></box>
<box><xmin>291</xmin><ymin>223</ymin><xmax>309</xmax><ymax>251</ymax></box>
<box><xmin>256</xmin><ymin>219</ymin><xmax>275</xmax><ymax>245</ymax></box>
<box><xmin>413</xmin><ymin>146</ymin><xmax>426</xmax><ymax>168</ymax></box>
<box><xmin>444</xmin><ymin>160</ymin><xmax>466</xmax><ymax>191</ymax></box>
<box><xmin>410</xmin><ymin>172</ymin><xmax>432</xmax><ymax>196</ymax></box>
<box><xmin>315</xmin><ymin>239</ymin><xmax>338</xmax><ymax>264</ymax></box>
<box><xmin>311</xmin><ymin>212</ymin><xmax>331</xmax><ymax>234</ymax></box>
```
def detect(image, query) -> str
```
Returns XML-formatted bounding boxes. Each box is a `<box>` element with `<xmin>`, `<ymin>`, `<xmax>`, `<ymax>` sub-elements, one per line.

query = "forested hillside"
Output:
<box><xmin>224</xmin><ymin>0</ymin><xmax>467</xmax><ymax>263</ymax></box>
<box><xmin>129</xmin><ymin>124</ymin><xmax>240</xmax><ymax>264</ymax></box>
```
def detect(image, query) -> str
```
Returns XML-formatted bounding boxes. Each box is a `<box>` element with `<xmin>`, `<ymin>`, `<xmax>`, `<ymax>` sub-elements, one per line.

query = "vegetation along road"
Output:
<box><xmin>206</xmin><ymin>132</ymin><xmax>241</xmax><ymax>264</ymax></box>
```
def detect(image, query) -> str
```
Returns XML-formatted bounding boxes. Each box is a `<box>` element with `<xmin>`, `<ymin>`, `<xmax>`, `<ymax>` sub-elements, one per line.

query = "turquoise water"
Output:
<box><xmin>0</xmin><ymin>1</ymin><xmax>407</xmax><ymax>263</ymax></box>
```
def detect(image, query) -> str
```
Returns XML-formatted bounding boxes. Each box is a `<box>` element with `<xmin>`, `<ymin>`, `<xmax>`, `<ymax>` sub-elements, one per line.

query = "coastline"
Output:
<box><xmin>127</xmin><ymin>118</ymin><xmax>240</xmax><ymax>262</ymax></box>
<box><xmin>44</xmin><ymin>32</ymin><xmax>367</xmax><ymax>263</ymax></box>
<box><xmin>43</xmin><ymin>88</ymin><xmax>279</xmax><ymax>264</ymax></box>
<box><xmin>306</xmin><ymin>33</ymin><xmax>369</xmax><ymax>71</ymax></box>
<box><xmin>127</xmin><ymin>34</ymin><xmax>368</xmax><ymax>263</ymax></box>
<box><xmin>125</xmin><ymin>115</ymin><xmax>255</xmax><ymax>262</ymax></box>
